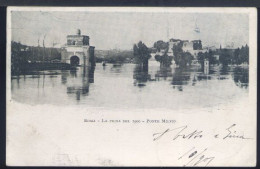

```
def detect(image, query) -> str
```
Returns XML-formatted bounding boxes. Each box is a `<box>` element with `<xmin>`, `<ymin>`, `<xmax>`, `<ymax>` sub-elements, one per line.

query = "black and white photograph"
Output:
<box><xmin>6</xmin><ymin>7</ymin><xmax>257</xmax><ymax>166</ymax></box>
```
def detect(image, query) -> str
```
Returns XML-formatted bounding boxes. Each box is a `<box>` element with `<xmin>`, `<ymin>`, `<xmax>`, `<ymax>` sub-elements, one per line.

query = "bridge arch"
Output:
<box><xmin>70</xmin><ymin>55</ymin><xmax>80</xmax><ymax>66</ymax></box>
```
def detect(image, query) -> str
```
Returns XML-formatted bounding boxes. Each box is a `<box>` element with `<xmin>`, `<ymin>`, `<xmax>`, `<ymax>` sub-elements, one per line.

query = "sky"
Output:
<box><xmin>11</xmin><ymin>11</ymin><xmax>249</xmax><ymax>50</ymax></box>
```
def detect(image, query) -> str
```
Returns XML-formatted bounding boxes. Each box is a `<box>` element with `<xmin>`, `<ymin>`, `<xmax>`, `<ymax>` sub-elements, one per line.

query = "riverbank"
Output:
<box><xmin>11</xmin><ymin>62</ymin><xmax>72</xmax><ymax>75</ymax></box>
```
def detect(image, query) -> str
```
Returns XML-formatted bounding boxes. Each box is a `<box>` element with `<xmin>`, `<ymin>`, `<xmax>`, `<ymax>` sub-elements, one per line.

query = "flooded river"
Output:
<box><xmin>11</xmin><ymin>61</ymin><xmax>249</xmax><ymax>110</ymax></box>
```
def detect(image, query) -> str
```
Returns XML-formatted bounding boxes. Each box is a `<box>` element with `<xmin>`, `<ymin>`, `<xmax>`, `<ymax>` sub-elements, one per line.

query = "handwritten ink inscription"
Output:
<box><xmin>153</xmin><ymin>124</ymin><xmax>253</xmax><ymax>166</ymax></box>
<box><xmin>153</xmin><ymin>124</ymin><xmax>252</xmax><ymax>141</ymax></box>
<box><xmin>178</xmin><ymin>147</ymin><xmax>215</xmax><ymax>167</ymax></box>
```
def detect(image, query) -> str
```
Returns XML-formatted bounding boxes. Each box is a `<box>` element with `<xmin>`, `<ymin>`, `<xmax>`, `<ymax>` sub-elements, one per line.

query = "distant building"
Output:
<box><xmin>151</xmin><ymin>38</ymin><xmax>213</xmax><ymax>60</ymax></box>
<box><xmin>168</xmin><ymin>39</ymin><xmax>182</xmax><ymax>56</ymax></box>
<box><xmin>182</xmin><ymin>41</ymin><xmax>194</xmax><ymax>52</ymax></box>
<box><xmin>61</xmin><ymin>29</ymin><xmax>95</xmax><ymax>67</ymax></box>
<box><xmin>203</xmin><ymin>46</ymin><xmax>217</xmax><ymax>51</ymax></box>
<box><xmin>181</xmin><ymin>40</ymin><xmax>206</xmax><ymax>58</ymax></box>
<box><xmin>169</xmin><ymin>38</ymin><xmax>182</xmax><ymax>46</ymax></box>
<box><xmin>20</xmin><ymin>47</ymin><xmax>29</xmax><ymax>51</ymax></box>
<box><xmin>192</xmin><ymin>40</ymin><xmax>202</xmax><ymax>50</ymax></box>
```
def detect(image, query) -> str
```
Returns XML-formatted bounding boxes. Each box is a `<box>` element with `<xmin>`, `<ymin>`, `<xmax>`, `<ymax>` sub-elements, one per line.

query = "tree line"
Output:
<box><xmin>197</xmin><ymin>44</ymin><xmax>249</xmax><ymax>67</ymax></box>
<box><xmin>95</xmin><ymin>50</ymin><xmax>134</xmax><ymax>63</ymax></box>
<box><xmin>11</xmin><ymin>41</ymin><xmax>62</xmax><ymax>75</ymax></box>
<box><xmin>133</xmin><ymin>40</ymin><xmax>249</xmax><ymax>69</ymax></box>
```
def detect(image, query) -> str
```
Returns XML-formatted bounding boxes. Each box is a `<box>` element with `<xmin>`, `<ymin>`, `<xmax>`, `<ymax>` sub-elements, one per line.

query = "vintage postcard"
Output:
<box><xmin>6</xmin><ymin>7</ymin><xmax>257</xmax><ymax>166</ymax></box>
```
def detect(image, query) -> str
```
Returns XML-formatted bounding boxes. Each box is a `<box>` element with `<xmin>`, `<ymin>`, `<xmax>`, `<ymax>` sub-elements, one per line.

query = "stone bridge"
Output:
<box><xmin>61</xmin><ymin>29</ymin><xmax>95</xmax><ymax>67</ymax></box>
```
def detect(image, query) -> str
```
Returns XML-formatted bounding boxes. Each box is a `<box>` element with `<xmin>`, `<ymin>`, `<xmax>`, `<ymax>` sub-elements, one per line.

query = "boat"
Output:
<box><xmin>113</xmin><ymin>62</ymin><xmax>122</xmax><ymax>67</ymax></box>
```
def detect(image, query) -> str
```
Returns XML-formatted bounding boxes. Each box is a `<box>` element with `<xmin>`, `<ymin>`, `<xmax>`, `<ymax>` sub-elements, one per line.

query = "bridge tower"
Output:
<box><xmin>61</xmin><ymin>29</ymin><xmax>95</xmax><ymax>67</ymax></box>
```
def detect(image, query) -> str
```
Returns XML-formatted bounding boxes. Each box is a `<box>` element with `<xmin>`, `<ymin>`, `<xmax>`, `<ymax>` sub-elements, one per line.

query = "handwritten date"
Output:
<box><xmin>178</xmin><ymin>147</ymin><xmax>215</xmax><ymax>166</ymax></box>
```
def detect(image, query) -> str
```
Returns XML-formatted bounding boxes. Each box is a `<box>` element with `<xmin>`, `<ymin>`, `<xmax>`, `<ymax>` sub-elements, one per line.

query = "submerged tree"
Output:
<box><xmin>172</xmin><ymin>44</ymin><xmax>193</xmax><ymax>67</ymax></box>
<box><xmin>154</xmin><ymin>40</ymin><xmax>173</xmax><ymax>67</ymax></box>
<box><xmin>133</xmin><ymin>41</ymin><xmax>151</xmax><ymax>71</ymax></box>
<box><xmin>197</xmin><ymin>50</ymin><xmax>218</xmax><ymax>68</ymax></box>
<box><xmin>219</xmin><ymin>49</ymin><xmax>232</xmax><ymax>66</ymax></box>
<box><xmin>155</xmin><ymin>52</ymin><xmax>173</xmax><ymax>67</ymax></box>
<box><xmin>172</xmin><ymin>44</ymin><xmax>183</xmax><ymax>66</ymax></box>
<box><xmin>153</xmin><ymin>40</ymin><xmax>168</xmax><ymax>51</ymax></box>
<box><xmin>230</xmin><ymin>45</ymin><xmax>249</xmax><ymax>65</ymax></box>
<box><xmin>11</xmin><ymin>41</ymin><xmax>29</xmax><ymax>75</ymax></box>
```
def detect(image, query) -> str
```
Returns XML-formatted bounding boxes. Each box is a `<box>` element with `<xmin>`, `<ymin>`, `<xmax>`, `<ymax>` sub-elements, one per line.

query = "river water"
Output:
<box><xmin>11</xmin><ymin>61</ymin><xmax>249</xmax><ymax>110</ymax></box>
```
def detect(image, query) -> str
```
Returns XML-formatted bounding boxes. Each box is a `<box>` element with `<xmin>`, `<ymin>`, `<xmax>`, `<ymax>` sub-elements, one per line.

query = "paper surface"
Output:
<box><xmin>6</xmin><ymin>7</ymin><xmax>257</xmax><ymax>166</ymax></box>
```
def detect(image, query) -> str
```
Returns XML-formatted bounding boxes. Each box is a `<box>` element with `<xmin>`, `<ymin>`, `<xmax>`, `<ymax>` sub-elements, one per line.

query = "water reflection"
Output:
<box><xmin>171</xmin><ymin>67</ymin><xmax>191</xmax><ymax>91</ymax></box>
<box><xmin>65</xmin><ymin>66</ymin><xmax>95</xmax><ymax>101</ymax></box>
<box><xmin>110</xmin><ymin>63</ymin><xmax>123</xmax><ymax>74</ymax></box>
<box><xmin>196</xmin><ymin>73</ymin><xmax>211</xmax><ymax>81</ymax></box>
<box><xmin>192</xmin><ymin>74</ymin><xmax>197</xmax><ymax>86</ymax></box>
<box><xmin>89</xmin><ymin>66</ymin><xmax>95</xmax><ymax>83</ymax></box>
<box><xmin>131</xmin><ymin>63</ymin><xmax>249</xmax><ymax>92</ymax></box>
<box><xmin>11</xmin><ymin>62</ymin><xmax>249</xmax><ymax>107</ymax></box>
<box><xmin>220</xmin><ymin>65</ymin><xmax>230</xmax><ymax>75</ymax></box>
<box><xmin>232</xmin><ymin>67</ymin><xmax>249</xmax><ymax>89</ymax></box>
<box><xmin>133</xmin><ymin>65</ymin><xmax>151</xmax><ymax>87</ymax></box>
<box><xmin>61</xmin><ymin>70</ymin><xmax>69</xmax><ymax>84</ymax></box>
<box><xmin>155</xmin><ymin>66</ymin><xmax>173</xmax><ymax>81</ymax></box>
